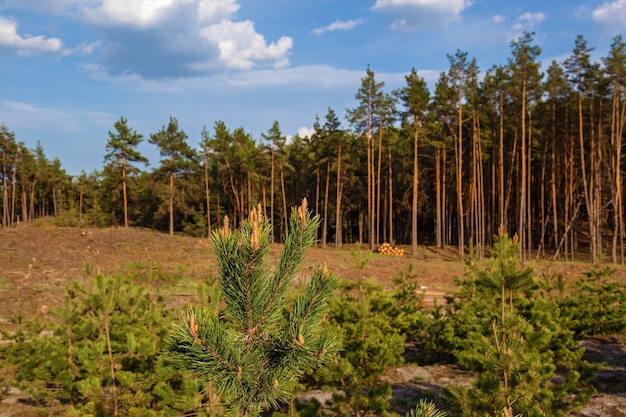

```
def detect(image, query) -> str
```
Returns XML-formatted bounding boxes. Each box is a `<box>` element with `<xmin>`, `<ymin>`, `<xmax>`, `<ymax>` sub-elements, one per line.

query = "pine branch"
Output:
<box><xmin>260</xmin><ymin>200</ymin><xmax>319</xmax><ymax>325</ymax></box>
<box><xmin>163</xmin><ymin>199</ymin><xmax>338</xmax><ymax>416</ymax></box>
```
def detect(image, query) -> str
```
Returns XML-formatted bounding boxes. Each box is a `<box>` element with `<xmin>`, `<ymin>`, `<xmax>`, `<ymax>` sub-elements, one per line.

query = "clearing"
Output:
<box><xmin>0</xmin><ymin>223</ymin><xmax>624</xmax><ymax>416</ymax></box>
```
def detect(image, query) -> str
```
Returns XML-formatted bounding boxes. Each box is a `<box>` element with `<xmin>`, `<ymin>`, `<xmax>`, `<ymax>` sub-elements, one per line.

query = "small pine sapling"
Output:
<box><xmin>443</xmin><ymin>229</ymin><xmax>595</xmax><ymax>417</ymax></box>
<box><xmin>164</xmin><ymin>199</ymin><xmax>339</xmax><ymax>417</ymax></box>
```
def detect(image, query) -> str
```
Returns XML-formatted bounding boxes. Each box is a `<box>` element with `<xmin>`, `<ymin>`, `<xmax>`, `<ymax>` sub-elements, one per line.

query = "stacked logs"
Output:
<box><xmin>377</xmin><ymin>242</ymin><xmax>404</xmax><ymax>257</ymax></box>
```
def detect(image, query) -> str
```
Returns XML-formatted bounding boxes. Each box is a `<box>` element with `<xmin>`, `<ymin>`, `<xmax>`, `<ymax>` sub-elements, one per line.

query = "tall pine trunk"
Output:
<box><xmin>455</xmin><ymin>85</ymin><xmax>465</xmax><ymax>255</ymax></box>
<box><xmin>168</xmin><ymin>172</ymin><xmax>174</xmax><ymax>236</ymax></box>
<box><xmin>519</xmin><ymin>78</ymin><xmax>527</xmax><ymax>260</ymax></box>
<box><xmin>335</xmin><ymin>140</ymin><xmax>343</xmax><ymax>249</ymax></box>
<box><xmin>322</xmin><ymin>161</ymin><xmax>330</xmax><ymax>248</ymax></box>
<box><xmin>412</xmin><ymin>114</ymin><xmax>419</xmax><ymax>256</ymax></box>
<box><xmin>122</xmin><ymin>160</ymin><xmax>128</xmax><ymax>228</ymax></box>
<box><xmin>204</xmin><ymin>158</ymin><xmax>211</xmax><ymax>237</ymax></box>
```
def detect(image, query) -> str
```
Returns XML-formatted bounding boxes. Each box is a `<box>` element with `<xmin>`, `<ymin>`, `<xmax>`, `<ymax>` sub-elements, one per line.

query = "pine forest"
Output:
<box><xmin>3</xmin><ymin>31</ymin><xmax>626</xmax><ymax>263</ymax></box>
<box><xmin>3</xmin><ymin>29</ymin><xmax>626</xmax><ymax>417</ymax></box>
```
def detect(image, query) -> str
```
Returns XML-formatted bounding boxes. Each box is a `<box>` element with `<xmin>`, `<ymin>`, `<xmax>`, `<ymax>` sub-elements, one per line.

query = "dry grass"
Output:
<box><xmin>0</xmin><ymin>222</ymin><xmax>625</xmax><ymax>326</ymax></box>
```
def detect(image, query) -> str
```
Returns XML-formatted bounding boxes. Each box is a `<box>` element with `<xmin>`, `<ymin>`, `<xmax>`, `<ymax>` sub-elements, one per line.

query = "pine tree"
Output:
<box><xmin>442</xmin><ymin>229</ymin><xmax>595</xmax><ymax>417</ymax></box>
<box><xmin>149</xmin><ymin>116</ymin><xmax>197</xmax><ymax>236</ymax></box>
<box><xmin>398</xmin><ymin>68</ymin><xmax>430</xmax><ymax>257</ymax></box>
<box><xmin>164</xmin><ymin>199</ymin><xmax>339</xmax><ymax>417</ymax></box>
<box><xmin>346</xmin><ymin>67</ymin><xmax>385</xmax><ymax>251</ymax></box>
<box><xmin>103</xmin><ymin>117</ymin><xmax>149</xmax><ymax>228</ymax></box>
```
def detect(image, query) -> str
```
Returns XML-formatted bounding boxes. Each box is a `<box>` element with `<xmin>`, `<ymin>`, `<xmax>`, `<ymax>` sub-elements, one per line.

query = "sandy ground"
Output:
<box><xmin>0</xmin><ymin>223</ymin><xmax>625</xmax><ymax>416</ymax></box>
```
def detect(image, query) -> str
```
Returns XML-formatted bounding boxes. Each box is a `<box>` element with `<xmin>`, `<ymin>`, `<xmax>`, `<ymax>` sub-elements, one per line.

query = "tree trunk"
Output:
<box><xmin>281</xmin><ymin>169</ymin><xmax>288</xmax><ymax>239</ymax></box>
<box><xmin>271</xmin><ymin>147</ymin><xmax>275</xmax><ymax>242</ymax></box>
<box><xmin>104</xmin><ymin>316</ymin><xmax>118</xmax><ymax>416</ymax></box>
<box><xmin>2</xmin><ymin>151</ymin><xmax>8</xmax><ymax>227</ymax></box>
<box><xmin>538</xmin><ymin>136</ymin><xmax>548</xmax><ymax>258</ymax></box>
<box><xmin>205</xmin><ymin>157</ymin><xmax>211</xmax><ymax>237</ymax></box>
<box><xmin>169</xmin><ymin>172</ymin><xmax>174</xmax><ymax>236</ymax></box>
<box><xmin>122</xmin><ymin>160</ymin><xmax>128</xmax><ymax>228</ymax></box>
<box><xmin>577</xmin><ymin>88</ymin><xmax>595</xmax><ymax>260</ymax></box>
<box><xmin>551</xmin><ymin>98</ymin><xmax>560</xmax><ymax>256</ymax></box>
<box><xmin>21</xmin><ymin>188</ymin><xmax>28</xmax><ymax>223</ymax></box>
<box><xmin>388</xmin><ymin>135</ymin><xmax>393</xmax><ymax>245</ymax></box>
<box><xmin>10</xmin><ymin>166</ymin><xmax>16</xmax><ymax>227</ymax></box>
<box><xmin>499</xmin><ymin>93</ymin><xmax>505</xmax><ymax>230</ymax></box>
<box><xmin>527</xmin><ymin>109</ymin><xmax>533</xmax><ymax>257</ymax></box>
<box><xmin>322</xmin><ymin>161</ymin><xmax>330</xmax><ymax>248</ymax></box>
<box><xmin>335</xmin><ymin>140</ymin><xmax>343</xmax><ymax>249</ymax></box>
<box><xmin>79</xmin><ymin>185</ymin><xmax>84</xmax><ymax>222</ymax></box>
<box><xmin>519</xmin><ymin>78</ymin><xmax>527</xmax><ymax>260</ymax></box>
<box><xmin>412</xmin><ymin>114</ymin><xmax>419</xmax><ymax>256</ymax></box>
<box><xmin>455</xmin><ymin>85</ymin><xmax>465</xmax><ymax>256</ymax></box>
<box><xmin>367</xmin><ymin>116</ymin><xmax>374</xmax><ymax>250</ymax></box>
<box><xmin>435</xmin><ymin>146</ymin><xmax>442</xmax><ymax>248</ymax></box>
<box><xmin>53</xmin><ymin>187</ymin><xmax>58</xmax><ymax>218</ymax></box>
<box><xmin>612</xmin><ymin>81</ymin><xmax>626</xmax><ymax>263</ymax></box>
<box><xmin>376</xmin><ymin>121</ymin><xmax>383</xmax><ymax>246</ymax></box>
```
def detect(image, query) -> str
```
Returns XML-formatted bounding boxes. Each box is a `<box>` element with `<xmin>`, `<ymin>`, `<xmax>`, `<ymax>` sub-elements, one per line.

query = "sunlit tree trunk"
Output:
<box><xmin>435</xmin><ymin>146</ymin><xmax>442</xmax><ymax>248</ymax></box>
<box><xmin>204</xmin><ymin>156</ymin><xmax>211</xmax><ymax>237</ymax></box>
<box><xmin>388</xmin><ymin>137</ymin><xmax>393</xmax><ymax>245</ymax></box>
<box><xmin>335</xmin><ymin>139</ymin><xmax>343</xmax><ymax>249</ymax></box>
<box><xmin>169</xmin><ymin>171</ymin><xmax>174</xmax><ymax>236</ymax></box>
<box><xmin>271</xmin><ymin>146</ymin><xmax>275</xmax><ymax>242</ymax></box>
<box><xmin>122</xmin><ymin>158</ymin><xmax>128</xmax><ymax>228</ymax></box>
<box><xmin>322</xmin><ymin>160</ymin><xmax>330</xmax><ymax>248</ymax></box>
<box><xmin>412</xmin><ymin>114</ymin><xmax>419</xmax><ymax>255</ymax></box>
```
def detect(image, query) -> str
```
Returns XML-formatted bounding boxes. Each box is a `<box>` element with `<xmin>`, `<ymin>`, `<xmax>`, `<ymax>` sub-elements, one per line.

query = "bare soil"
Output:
<box><xmin>0</xmin><ymin>223</ymin><xmax>625</xmax><ymax>416</ymax></box>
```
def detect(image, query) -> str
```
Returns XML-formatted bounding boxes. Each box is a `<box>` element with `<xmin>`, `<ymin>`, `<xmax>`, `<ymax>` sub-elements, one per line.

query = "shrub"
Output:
<box><xmin>163</xmin><ymin>200</ymin><xmax>340</xmax><ymax>417</ymax></box>
<box><xmin>2</xmin><ymin>272</ymin><xmax>204</xmax><ymax>416</ymax></box>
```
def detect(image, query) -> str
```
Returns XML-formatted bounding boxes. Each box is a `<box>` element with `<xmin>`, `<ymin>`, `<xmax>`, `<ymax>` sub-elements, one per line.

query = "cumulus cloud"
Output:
<box><xmin>201</xmin><ymin>19</ymin><xmax>292</xmax><ymax>70</ymax></box>
<box><xmin>2</xmin><ymin>0</ymin><xmax>293</xmax><ymax>79</ymax></box>
<box><xmin>77</xmin><ymin>0</ymin><xmax>293</xmax><ymax>77</ymax></box>
<box><xmin>371</xmin><ymin>0</ymin><xmax>470</xmax><ymax>31</ymax></box>
<box><xmin>312</xmin><ymin>18</ymin><xmax>367</xmax><ymax>35</ymax></box>
<box><xmin>197</xmin><ymin>0</ymin><xmax>240</xmax><ymax>22</ymax></box>
<box><xmin>0</xmin><ymin>15</ymin><xmax>66</xmax><ymax>56</ymax></box>
<box><xmin>81</xmin><ymin>0</ymin><xmax>172</xmax><ymax>27</ymax></box>
<box><xmin>592</xmin><ymin>0</ymin><xmax>626</xmax><ymax>29</ymax></box>
<box><xmin>296</xmin><ymin>126</ymin><xmax>315</xmax><ymax>138</ymax></box>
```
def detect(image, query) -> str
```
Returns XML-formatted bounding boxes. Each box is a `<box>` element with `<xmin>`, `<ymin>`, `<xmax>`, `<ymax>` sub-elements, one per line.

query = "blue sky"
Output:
<box><xmin>1</xmin><ymin>0</ymin><xmax>625</xmax><ymax>175</ymax></box>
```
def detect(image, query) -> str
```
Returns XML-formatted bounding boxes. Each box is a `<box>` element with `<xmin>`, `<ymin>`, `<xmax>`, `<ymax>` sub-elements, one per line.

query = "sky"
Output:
<box><xmin>1</xmin><ymin>0</ymin><xmax>625</xmax><ymax>175</ymax></box>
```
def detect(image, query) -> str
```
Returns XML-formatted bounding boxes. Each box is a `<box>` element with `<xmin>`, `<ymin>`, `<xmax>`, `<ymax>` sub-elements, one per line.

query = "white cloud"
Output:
<box><xmin>493</xmin><ymin>14</ymin><xmax>505</xmax><ymax>24</ymax></box>
<box><xmin>296</xmin><ymin>126</ymin><xmax>315</xmax><ymax>138</ymax></box>
<box><xmin>1</xmin><ymin>1</ymin><xmax>293</xmax><ymax>78</ymax></box>
<box><xmin>312</xmin><ymin>18</ymin><xmax>367</xmax><ymax>35</ymax></box>
<box><xmin>197</xmin><ymin>0</ymin><xmax>239</xmax><ymax>22</ymax></box>
<box><xmin>80</xmin><ymin>0</ymin><xmax>240</xmax><ymax>27</ymax></box>
<box><xmin>78</xmin><ymin>0</ymin><xmax>292</xmax><ymax>77</ymax></box>
<box><xmin>371</xmin><ymin>0</ymin><xmax>470</xmax><ymax>31</ymax></box>
<box><xmin>201</xmin><ymin>19</ymin><xmax>292</xmax><ymax>70</ymax></box>
<box><xmin>592</xmin><ymin>0</ymin><xmax>626</xmax><ymax>29</ymax></box>
<box><xmin>0</xmin><ymin>15</ymin><xmax>66</xmax><ymax>56</ymax></box>
<box><xmin>512</xmin><ymin>12</ymin><xmax>545</xmax><ymax>31</ymax></box>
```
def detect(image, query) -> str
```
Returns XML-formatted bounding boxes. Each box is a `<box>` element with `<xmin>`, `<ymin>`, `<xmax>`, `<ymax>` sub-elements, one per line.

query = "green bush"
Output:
<box><xmin>2</xmin><ymin>273</ymin><xmax>205</xmax><ymax>416</ymax></box>
<box><xmin>441</xmin><ymin>232</ymin><xmax>595</xmax><ymax>417</ymax></box>
<box><xmin>557</xmin><ymin>265</ymin><xmax>626</xmax><ymax>337</ymax></box>
<box><xmin>315</xmin><ymin>280</ymin><xmax>406</xmax><ymax>417</ymax></box>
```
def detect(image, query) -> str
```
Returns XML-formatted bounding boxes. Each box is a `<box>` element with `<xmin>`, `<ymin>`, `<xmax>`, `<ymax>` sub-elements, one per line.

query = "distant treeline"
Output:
<box><xmin>2</xmin><ymin>31</ymin><xmax>626</xmax><ymax>262</ymax></box>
